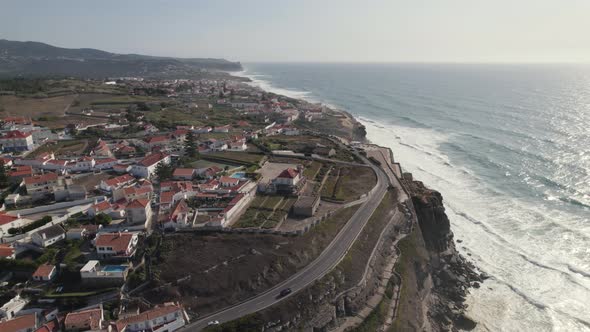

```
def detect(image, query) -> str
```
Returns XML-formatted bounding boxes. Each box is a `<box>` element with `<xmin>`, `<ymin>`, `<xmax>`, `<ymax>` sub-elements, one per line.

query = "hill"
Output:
<box><xmin>0</xmin><ymin>39</ymin><xmax>242</xmax><ymax>78</ymax></box>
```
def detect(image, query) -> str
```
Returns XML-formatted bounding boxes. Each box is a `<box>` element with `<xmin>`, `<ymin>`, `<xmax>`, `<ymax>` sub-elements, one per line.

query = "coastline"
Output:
<box><xmin>227</xmin><ymin>68</ymin><xmax>483</xmax><ymax>331</ymax></box>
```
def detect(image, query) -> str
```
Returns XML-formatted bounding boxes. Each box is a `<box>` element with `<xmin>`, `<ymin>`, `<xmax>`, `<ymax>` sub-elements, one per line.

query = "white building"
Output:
<box><xmin>95</xmin><ymin>232</ymin><xmax>139</xmax><ymax>259</ymax></box>
<box><xmin>130</xmin><ymin>152</ymin><xmax>170</xmax><ymax>179</ymax></box>
<box><xmin>0</xmin><ymin>130</ymin><xmax>34</xmax><ymax>152</ymax></box>
<box><xmin>31</xmin><ymin>224</ymin><xmax>66</xmax><ymax>247</ymax></box>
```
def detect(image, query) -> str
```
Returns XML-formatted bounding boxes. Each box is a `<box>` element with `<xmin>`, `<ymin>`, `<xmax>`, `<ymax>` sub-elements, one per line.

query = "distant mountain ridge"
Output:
<box><xmin>0</xmin><ymin>39</ymin><xmax>242</xmax><ymax>78</ymax></box>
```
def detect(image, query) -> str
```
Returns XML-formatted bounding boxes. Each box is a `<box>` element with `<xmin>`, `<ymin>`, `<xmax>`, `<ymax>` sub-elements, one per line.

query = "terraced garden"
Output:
<box><xmin>233</xmin><ymin>195</ymin><xmax>296</xmax><ymax>229</ymax></box>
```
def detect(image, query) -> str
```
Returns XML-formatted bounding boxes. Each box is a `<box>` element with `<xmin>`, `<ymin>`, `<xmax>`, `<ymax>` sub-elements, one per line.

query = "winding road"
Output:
<box><xmin>183</xmin><ymin>160</ymin><xmax>391</xmax><ymax>331</ymax></box>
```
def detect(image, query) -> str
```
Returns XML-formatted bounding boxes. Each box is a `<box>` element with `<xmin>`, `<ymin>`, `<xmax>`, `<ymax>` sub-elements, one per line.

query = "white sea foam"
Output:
<box><xmin>358</xmin><ymin>118</ymin><xmax>590</xmax><ymax>332</ymax></box>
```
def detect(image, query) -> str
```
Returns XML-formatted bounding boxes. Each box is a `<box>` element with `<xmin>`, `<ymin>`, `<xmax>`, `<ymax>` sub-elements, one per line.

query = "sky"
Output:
<box><xmin>1</xmin><ymin>0</ymin><xmax>589</xmax><ymax>63</ymax></box>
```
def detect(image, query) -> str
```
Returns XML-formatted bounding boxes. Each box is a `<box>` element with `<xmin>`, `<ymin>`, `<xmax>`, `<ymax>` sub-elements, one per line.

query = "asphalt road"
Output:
<box><xmin>184</xmin><ymin>161</ymin><xmax>390</xmax><ymax>331</ymax></box>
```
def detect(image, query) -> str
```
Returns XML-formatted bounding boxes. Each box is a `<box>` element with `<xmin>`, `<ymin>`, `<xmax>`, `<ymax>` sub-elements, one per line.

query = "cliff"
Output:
<box><xmin>401</xmin><ymin>174</ymin><xmax>484</xmax><ymax>331</ymax></box>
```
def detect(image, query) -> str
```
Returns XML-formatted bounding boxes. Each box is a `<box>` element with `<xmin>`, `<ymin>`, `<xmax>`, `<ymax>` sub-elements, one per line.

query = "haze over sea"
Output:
<box><xmin>236</xmin><ymin>63</ymin><xmax>590</xmax><ymax>331</ymax></box>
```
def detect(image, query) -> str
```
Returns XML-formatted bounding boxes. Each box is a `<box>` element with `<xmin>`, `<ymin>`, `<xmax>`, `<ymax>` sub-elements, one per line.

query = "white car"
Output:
<box><xmin>207</xmin><ymin>320</ymin><xmax>220</xmax><ymax>326</ymax></box>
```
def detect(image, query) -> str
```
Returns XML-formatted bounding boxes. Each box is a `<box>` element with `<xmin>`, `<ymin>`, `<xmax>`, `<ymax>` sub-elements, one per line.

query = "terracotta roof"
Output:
<box><xmin>0</xmin><ymin>213</ymin><xmax>18</xmax><ymax>225</ymax></box>
<box><xmin>173</xmin><ymin>168</ymin><xmax>195</xmax><ymax>177</ymax></box>
<box><xmin>104</xmin><ymin>174</ymin><xmax>134</xmax><ymax>187</ymax></box>
<box><xmin>24</xmin><ymin>172</ymin><xmax>58</xmax><ymax>185</ymax></box>
<box><xmin>92</xmin><ymin>200</ymin><xmax>112</xmax><ymax>212</ymax></box>
<box><xmin>32</xmin><ymin>264</ymin><xmax>55</xmax><ymax>278</ymax></box>
<box><xmin>126</xmin><ymin>198</ymin><xmax>150</xmax><ymax>209</ymax></box>
<box><xmin>34</xmin><ymin>319</ymin><xmax>59</xmax><ymax>332</ymax></box>
<box><xmin>0</xmin><ymin>130</ymin><xmax>32</xmax><ymax>139</ymax></box>
<box><xmin>170</xmin><ymin>199</ymin><xmax>189</xmax><ymax>221</ymax></box>
<box><xmin>160</xmin><ymin>191</ymin><xmax>175</xmax><ymax>204</ymax></box>
<box><xmin>0</xmin><ymin>243</ymin><xmax>15</xmax><ymax>258</ymax></box>
<box><xmin>95</xmin><ymin>157</ymin><xmax>117</xmax><ymax>164</ymax></box>
<box><xmin>0</xmin><ymin>313</ymin><xmax>37</xmax><ymax>332</ymax></box>
<box><xmin>95</xmin><ymin>233</ymin><xmax>135</xmax><ymax>252</ymax></box>
<box><xmin>220</xmin><ymin>176</ymin><xmax>239</xmax><ymax>185</ymax></box>
<box><xmin>138</xmin><ymin>152</ymin><xmax>168</xmax><ymax>167</ymax></box>
<box><xmin>116</xmin><ymin>304</ymin><xmax>182</xmax><ymax>328</ymax></box>
<box><xmin>64</xmin><ymin>308</ymin><xmax>102</xmax><ymax>331</ymax></box>
<box><xmin>277</xmin><ymin>168</ymin><xmax>299</xmax><ymax>179</ymax></box>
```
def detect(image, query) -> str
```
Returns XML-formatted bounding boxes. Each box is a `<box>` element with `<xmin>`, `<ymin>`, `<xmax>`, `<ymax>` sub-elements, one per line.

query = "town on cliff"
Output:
<box><xmin>0</xmin><ymin>71</ymin><xmax>485</xmax><ymax>332</ymax></box>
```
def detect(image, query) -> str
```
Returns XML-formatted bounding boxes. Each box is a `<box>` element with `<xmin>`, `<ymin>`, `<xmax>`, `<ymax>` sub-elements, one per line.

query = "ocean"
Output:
<box><xmin>235</xmin><ymin>63</ymin><xmax>590</xmax><ymax>331</ymax></box>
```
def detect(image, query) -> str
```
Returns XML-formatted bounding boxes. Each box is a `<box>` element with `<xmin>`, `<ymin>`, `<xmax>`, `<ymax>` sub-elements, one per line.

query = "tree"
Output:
<box><xmin>184</xmin><ymin>131</ymin><xmax>198</xmax><ymax>159</ymax></box>
<box><xmin>0</xmin><ymin>161</ymin><xmax>9</xmax><ymax>188</ymax></box>
<box><xmin>94</xmin><ymin>213</ymin><xmax>112</xmax><ymax>226</ymax></box>
<box><xmin>155</xmin><ymin>162</ymin><xmax>173</xmax><ymax>180</ymax></box>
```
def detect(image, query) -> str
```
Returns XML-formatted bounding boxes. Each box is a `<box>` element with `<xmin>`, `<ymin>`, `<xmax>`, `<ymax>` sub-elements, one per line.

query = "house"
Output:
<box><xmin>0</xmin><ymin>313</ymin><xmax>38</xmax><ymax>332</ymax></box>
<box><xmin>99</xmin><ymin>174</ymin><xmax>135</xmax><ymax>192</ymax></box>
<box><xmin>130</xmin><ymin>152</ymin><xmax>170</xmax><ymax>179</ymax></box>
<box><xmin>159</xmin><ymin>191</ymin><xmax>175</xmax><ymax>212</ymax></box>
<box><xmin>69</xmin><ymin>157</ymin><xmax>95</xmax><ymax>172</ymax></box>
<box><xmin>125</xmin><ymin>199</ymin><xmax>152</xmax><ymax>225</ymax></box>
<box><xmin>41</xmin><ymin>159</ymin><xmax>69</xmax><ymax>173</ymax></box>
<box><xmin>92</xmin><ymin>140</ymin><xmax>112</xmax><ymax>157</ymax></box>
<box><xmin>31</xmin><ymin>225</ymin><xmax>66</xmax><ymax>248</ymax></box>
<box><xmin>80</xmin><ymin>260</ymin><xmax>129</xmax><ymax>285</ymax></box>
<box><xmin>94</xmin><ymin>158</ymin><xmax>118</xmax><ymax>170</ymax></box>
<box><xmin>228</xmin><ymin>137</ymin><xmax>247</xmax><ymax>151</ymax></box>
<box><xmin>64</xmin><ymin>307</ymin><xmax>103</xmax><ymax>331</ymax></box>
<box><xmin>219</xmin><ymin>176</ymin><xmax>239</xmax><ymax>188</ymax></box>
<box><xmin>95</xmin><ymin>232</ymin><xmax>138</xmax><ymax>259</ymax></box>
<box><xmin>0</xmin><ymin>213</ymin><xmax>27</xmax><ymax>238</ymax></box>
<box><xmin>0</xmin><ymin>243</ymin><xmax>16</xmax><ymax>259</ymax></box>
<box><xmin>34</xmin><ymin>318</ymin><xmax>59</xmax><ymax>332</ymax></box>
<box><xmin>8</xmin><ymin>165</ymin><xmax>34</xmax><ymax>182</ymax></box>
<box><xmin>292</xmin><ymin>196</ymin><xmax>320</xmax><ymax>217</ymax></box>
<box><xmin>195</xmin><ymin>166</ymin><xmax>222</xmax><ymax>179</ymax></box>
<box><xmin>66</xmin><ymin>227</ymin><xmax>88</xmax><ymax>240</ymax></box>
<box><xmin>193</xmin><ymin>126</ymin><xmax>212</xmax><ymax>134</ymax></box>
<box><xmin>113</xmin><ymin>186</ymin><xmax>152</xmax><ymax>203</ymax></box>
<box><xmin>163</xmin><ymin>199</ymin><xmax>191</xmax><ymax>230</ymax></box>
<box><xmin>141</xmin><ymin>136</ymin><xmax>170</xmax><ymax>150</ymax></box>
<box><xmin>170</xmin><ymin>129</ymin><xmax>188</xmax><ymax>143</ymax></box>
<box><xmin>88</xmin><ymin>200</ymin><xmax>113</xmax><ymax>217</ymax></box>
<box><xmin>23</xmin><ymin>173</ymin><xmax>60</xmax><ymax>196</ymax></box>
<box><xmin>213</xmin><ymin>125</ymin><xmax>231</xmax><ymax>133</ymax></box>
<box><xmin>0</xmin><ymin>294</ymin><xmax>28</xmax><ymax>319</ymax></box>
<box><xmin>273</xmin><ymin>168</ymin><xmax>301</xmax><ymax>186</ymax></box>
<box><xmin>115</xmin><ymin>303</ymin><xmax>188</xmax><ymax>332</ymax></box>
<box><xmin>172</xmin><ymin>168</ymin><xmax>195</xmax><ymax>180</ymax></box>
<box><xmin>32</xmin><ymin>264</ymin><xmax>57</xmax><ymax>281</ymax></box>
<box><xmin>0</xmin><ymin>130</ymin><xmax>34</xmax><ymax>152</ymax></box>
<box><xmin>113</xmin><ymin>164</ymin><xmax>131</xmax><ymax>174</ymax></box>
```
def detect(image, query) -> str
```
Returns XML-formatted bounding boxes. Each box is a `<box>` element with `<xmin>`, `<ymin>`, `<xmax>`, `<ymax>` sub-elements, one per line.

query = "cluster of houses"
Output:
<box><xmin>0</xmin><ymin>77</ymin><xmax>331</xmax><ymax>332</ymax></box>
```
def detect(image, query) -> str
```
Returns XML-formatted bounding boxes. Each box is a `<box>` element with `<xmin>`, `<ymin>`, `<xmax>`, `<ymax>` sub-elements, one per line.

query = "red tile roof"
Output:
<box><xmin>144</xmin><ymin>135</ymin><xmax>169</xmax><ymax>144</ymax></box>
<box><xmin>116</xmin><ymin>304</ymin><xmax>182</xmax><ymax>329</ymax></box>
<box><xmin>173</xmin><ymin>168</ymin><xmax>195</xmax><ymax>177</ymax></box>
<box><xmin>277</xmin><ymin>168</ymin><xmax>299</xmax><ymax>179</ymax></box>
<box><xmin>24</xmin><ymin>172</ymin><xmax>58</xmax><ymax>185</ymax></box>
<box><xmin>0</xmin><ymin>313</ymin><xmax>37</xmax><ymax>332</ymax></box>
<box><xmin>32</xmin><ymin>264</ymin><xmax>55</xmax><ymax>279</ymax></box>
<box><xmin>64</xmin><ymin>308</ymin><xmax>102</xmax><ymax>331</ymax></box>
<box><xmin>138</xmin><ymin>152</ymin><xmax>168</xmax><ymax>167</ymax></box>
<box><xmin>170</xmin><ymin>199</ymin><xmax>189</xmax><ymax>221</ymax></box>
<box><xmin>104</xmin><ymin>174</ymin><xmax>134</xmax><ymax>187</ymax></box>
<box><xmin>126</xmin><ymin>198</ymin><xmax>150</xmax><ymax>209</ymax></box>
<box><xmin>0</xmin><ymin>130</ymin><xmax>32</xmax><ymax>139</ymax></box>
<box><xmin>160</xmin><ymin>191</ymin><xmax>175</xmax><ymax>204</ymax></box>
<box><xmin>92</xmin><ymin>200</ymin><xmax>112</xmax><ymax>212</ymax></box>
<box><xmin>34</xmin><ymin>318</ymin><xmax>59</xmax><ymax>332</ymax></box>
<box><xmin>0</xmin><ymin>213</ymin><xmax>18</xmax><ymax>225</ymax></box>
<box><xmin>0</xmin><ymin>243</ymin><xmax>15</xmax><ymax>258</ymax></box>
<box><xmin>95</xmin><ymin>233</ymin><xmax>135</xmax><ymax>252</ymax></box>
<box><xmin>220</xmin><ymin>176</ymin><xmax>239</xmax><ymax>185</ymax></box>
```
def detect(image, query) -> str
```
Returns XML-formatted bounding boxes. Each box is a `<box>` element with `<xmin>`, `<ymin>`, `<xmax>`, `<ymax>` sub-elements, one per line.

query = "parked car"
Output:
<box><xmin>208</xmin><ymin>320</ymin><xmax>220</xmax><ymax>326</ymax></box>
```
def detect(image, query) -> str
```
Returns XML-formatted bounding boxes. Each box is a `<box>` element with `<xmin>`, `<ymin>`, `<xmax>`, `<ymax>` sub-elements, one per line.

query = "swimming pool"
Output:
<box><xmin>230</xmin><ymin>172</ymin><xmax>246</xmax><ymax>179</ymax></box>
<box><xmin>102</xmin><ymin>265</ymin><xmax>127</xmax><ymax>273</ymax></box>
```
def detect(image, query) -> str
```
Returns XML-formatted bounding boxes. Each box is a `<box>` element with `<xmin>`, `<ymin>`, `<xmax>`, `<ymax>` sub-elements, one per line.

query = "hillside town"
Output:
<box><xmin>0</xmin><ymin>76</ymin><xmax>384</xmax><ymax>331</ymax></box>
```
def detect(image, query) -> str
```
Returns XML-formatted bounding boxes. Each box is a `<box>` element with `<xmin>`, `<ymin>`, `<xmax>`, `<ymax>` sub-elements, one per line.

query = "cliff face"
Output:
<box><xmin>403</xmin><ymin>174</ymin><xmax>483</xmax><ymax>331</ymax></box>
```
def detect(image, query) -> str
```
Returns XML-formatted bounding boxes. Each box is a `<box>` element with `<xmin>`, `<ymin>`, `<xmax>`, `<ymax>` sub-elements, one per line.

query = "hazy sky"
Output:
<box><xmin>1</xmin><ymin>0</ymin><xmax>589</xmax><ymax>63</ymax></box>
